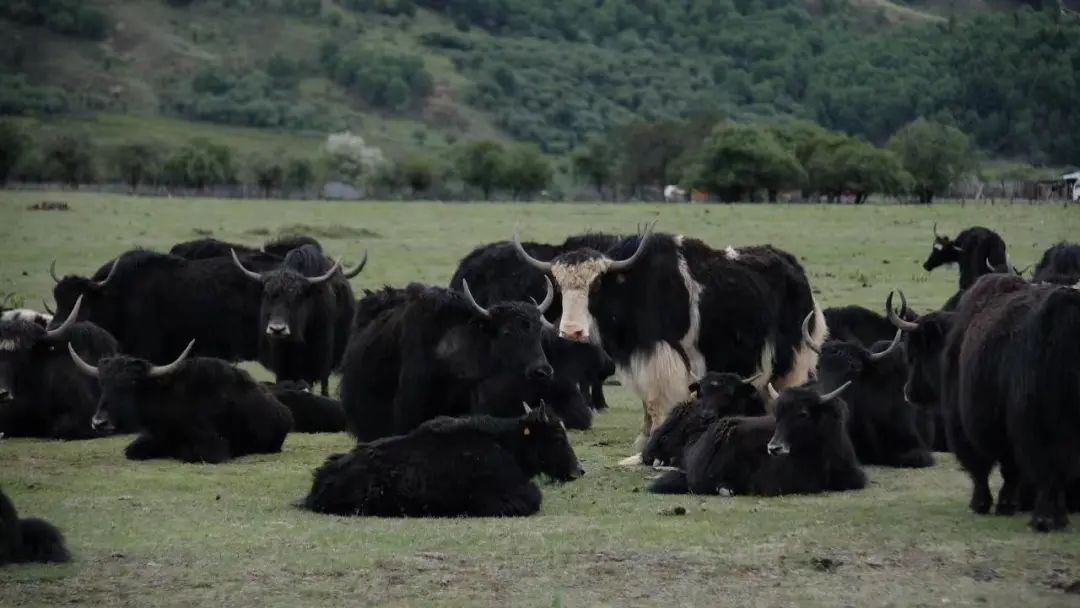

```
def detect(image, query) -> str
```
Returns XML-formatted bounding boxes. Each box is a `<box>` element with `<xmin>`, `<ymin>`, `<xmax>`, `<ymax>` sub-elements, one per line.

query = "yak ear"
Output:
<box><xmin>435</xmin><ymin>324</ymin><xmax>489</xmax><ymax>380</ymax></box>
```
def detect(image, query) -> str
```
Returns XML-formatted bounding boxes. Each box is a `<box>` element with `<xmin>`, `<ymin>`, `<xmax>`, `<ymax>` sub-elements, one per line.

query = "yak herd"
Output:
<box><xmin>2</xmin><ymin>220</ymin><xmax>1080</xmax><ymax>566</ymax></box>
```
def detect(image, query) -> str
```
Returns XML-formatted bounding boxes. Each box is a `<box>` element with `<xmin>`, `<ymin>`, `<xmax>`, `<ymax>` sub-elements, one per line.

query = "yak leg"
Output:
<box><xmin>1031</xmin><ymin>482</ymin><xmax>1069</xmax><ymax>532</ymax></box>
<box><xmin>995</xmin><ymin>452</ymin><xmax>1023</xmax><ymax>516</ymax></box>
<box><xmin>589</xmin><ymin>380</ymin><xmax>608</xmax><ymax>410</ymax></box>
<box><xmin>625</xmin><ymin>342</ymin><xmax>692</xmax><ymax>452</ymax></box>
<box><xmin>320</xmin><ymin>376</ymin><xmax>330</xmax><ymax>397</ymax></box>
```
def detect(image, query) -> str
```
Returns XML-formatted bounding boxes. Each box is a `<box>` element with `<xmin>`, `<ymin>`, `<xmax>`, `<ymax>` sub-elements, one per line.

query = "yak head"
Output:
<box><xmin>511</xmin><ymin>223</ymin><xmax>656</xmax><ymax>343</ymax></box>
<box><xmin>816</xmin><ymin>328</ymin><xmax>904</xmax><ymax>391</ymax></box>
<box><xmin>519</xmin><ymin>402</ymin><xmax>584</xmax><ymax>481</ymax></box>
<box><xmin>766</xmin><ymin>381</ymin><xmax>851</xmax><ymax>457</ymax></box>
<box><xmin>48</xmin><ymin>258</ymin><xmax>120</xmax><ymax>332</ymax></box>
<box><xmin>69</xmin><ymin>338</ymin><xmax>195</xmax><ymax>431</ymax></box>
<box><xmin>440</xmin><ymin>279</ymin><xmax>555</xmax><ymax>383</ymax></box>
<box><xmin>0</xmin><ymin>296</ymin><xmax>85</xmax><ymax>403</ymax></box>
<box><xmin>885</xmin><ymin>290</ymin><xmax>953</xmax><ymax>408</ymax></box>
<box><xmin>231</xmin><ymin>245</ymin><xmax>365</xmax><ymax>342</ymax></box>
<box><xmin>923</xmin><ymin>223</ymin><xmax>963</xmax><ymax>272</ymax></box>
<box><xmin>691</xmin><ymin>371</ymin><xmax>766</xmax><ymax>416</ymax></box>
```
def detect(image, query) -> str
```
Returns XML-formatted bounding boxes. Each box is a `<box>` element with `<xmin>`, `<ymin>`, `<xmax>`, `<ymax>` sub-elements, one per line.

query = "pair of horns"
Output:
<box><xmin>51</xmin><ymin>258</ymin><xmax>118</xmax><ymax>288</ymax></box>
<box><xmin>512</xmin><ymin>221</ymin><xmax>657</xmax><ymax>272</ymax></box>
<box><xmin>767</xmin><ymin>380</ymin><xmax>851</xmax><ymax>403</ymax></box>
<box><xmin>231</xmin><ymin>249</ymin><xmax>366</xmax><ymax>284</ymax></box>
<box><xmin>69</xmin><ymin>339</ymin><xmax>195</xmax><ymax>379</ymax></box>
<box><xmin>460</xmin><ymin>277</ymin><xmax>553</xmax><ymax>319</ymax></box>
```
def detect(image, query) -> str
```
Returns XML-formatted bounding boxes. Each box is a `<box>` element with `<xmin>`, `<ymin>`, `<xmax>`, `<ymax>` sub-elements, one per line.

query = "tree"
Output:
<box><xmin>571</xmin><ymin>137</ymin><xmax>616</xmax><ymax>200</ymax></box>
<box><xmin>39</xmin><ymin>129</ymin><xmax>96</xmax><ymax>186</ymax></box>
<box><xmin>161</xmin><ymin>140</ymin><xmax>237</xmax><ymax>191</ymax></box>
<box><xmin>249</xmin><ymin>153</ymin><xmax>286</xmax><ymax>198</ymax></box>
<box><xmin>284</xmin><ymin>158</ymin><xmax>315</xmax><ymax>192</ymax></box>
<box><xmin>455</xmin><ymin>140</ymin><xmax>506</xmax><ymax>200</ymax></box>
<box><xmin>804</xmin><ymin>137</ymin><xmax>911</xmax><ymax>203</ymax></box>
<box><xmin>397</xmin><ymin>156</ymin><xmax>436</xmax><ymax>196</ymax></box>
<box><xmin>687</xmin><ymin>123</ymin><xmax>805</xmax><ymax>202</ymax></box>
<box><xmin>616</xmin><ymin>120</ymin><xmax>693</xmax><ymax>196</ymax></box>
<box><xmin>0</xmin><ymin>119</ymin><xmax>29</xmax><ymax>185</ymax></box>
<box><xmin>887</xmin><ymin>119</ymin><xmax>974</xmax><ymax>204</ymax></box>
<box><xmin>499</xmin><ymin>146</ymin><xmax>552</xmax><ymax>200</ymax></box>
<box><xmin>323</xmin><ymin>131</ymin><xmax>385</xmax><ymax>186</ymax></box>
<box><xmin>108</xmin><ymin>142</ymin><xmax>164</xmax><ymax>192</ymax></box>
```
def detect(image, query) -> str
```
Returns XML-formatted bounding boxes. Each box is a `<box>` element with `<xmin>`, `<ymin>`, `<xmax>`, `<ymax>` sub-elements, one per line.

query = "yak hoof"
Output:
<box><xmin>618</xmin><ymin>453</ymin><xmax>644</xmax><ymax>467</ymax></box>
<box><xmin>969</xmin><ymin>494</ymin><xmax>992</xmax><ymax>515</ymax></box>
<box><xmin>1030</xmin><ymin>514</ymin><xmax>1066</xmax><ymax>533</ymax></box>
<box><xmin>716</xmin><ymin>487</ymin><xmax>734</xmax><ymax>498</ymax></box>
<box><xmin>994</xmin><ymin>500</ymin><xmax>1017</xmax><ymax>516</ymax></box>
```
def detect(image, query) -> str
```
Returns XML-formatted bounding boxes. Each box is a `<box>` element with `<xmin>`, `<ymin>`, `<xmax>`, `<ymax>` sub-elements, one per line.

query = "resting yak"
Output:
<box><xmin>1</xmin><ymin>487</ymin><xmax>70</xmax><ymax>566</ymax></box>
<box><xmin>265</xmin><ymin>380</ymin><xmax>347</xmax><ymax>433</ymax></box>
<box><xmin>641</xmin><ymin>372</ymin><xmax>767</xmax><ymax>468</ymax></box>
<box><xmin>650</xmin><ymin>383</ymin><xmax>865</xmax><ymax>497</ymax></box>
<box><xmin>1032</xmin><ymin>241</ymin><xmax>1080</xmax><ymax>285</ymax></box>
<box><xmin>339</xmin><ymin>281</ymin><xmax>556</xmax><ymax>440</ymax></box>
<box><xmin>69</xmin><ymin>340</ymin><xmax>293</xmax><ymax>463</ymax></box>
<box><xmin>301</xmin><ymin>403</ymin><xmax>584</xmax><ymax>517</ymax></box>
<box><xmin>0</xmin><ymin>296</ymin><xmax>126</xmax><ymax>439</ymax></box>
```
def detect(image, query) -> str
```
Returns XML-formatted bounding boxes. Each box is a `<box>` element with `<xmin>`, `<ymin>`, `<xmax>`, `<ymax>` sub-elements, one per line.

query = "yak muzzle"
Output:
<box><xmin>766</xmin><ymin>438</ymin><xmax>789</xmax><ymax>456</ymax></box>
<box><xmin>266</xmin><ymin>322</ymin><xmax>291</xmax><ymax>337</ymax></box>
<box><xmin>527</xmin><ymin>362</ymin><xmax>554</xmax><ymax>380</ymax></box>
<box><xmin>0</xmin><ymin>388</ymin><xmax>12</xmax><ymax>402</ymax></box>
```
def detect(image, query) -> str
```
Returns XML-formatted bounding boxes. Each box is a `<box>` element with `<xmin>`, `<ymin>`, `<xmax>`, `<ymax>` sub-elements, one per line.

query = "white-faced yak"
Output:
<box><xmin>69</xmin><ymin>341</ymin><xmax>293</xmax><ymax>463</ymax></box>
<box><xmin>301</xmin><ymin>404</ymin><xmax>584</xmax><ymax>517</ymax></box>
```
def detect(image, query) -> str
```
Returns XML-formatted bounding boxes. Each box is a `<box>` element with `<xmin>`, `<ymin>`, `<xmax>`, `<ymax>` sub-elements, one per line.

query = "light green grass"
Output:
<box><xmin>1</xmin><ymin>192</ymin><xmax>1079</xmax><ymax>606</ymax></box>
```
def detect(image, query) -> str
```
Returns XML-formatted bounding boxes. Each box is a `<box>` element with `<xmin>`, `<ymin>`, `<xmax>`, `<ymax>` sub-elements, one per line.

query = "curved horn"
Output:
<box><xmin>819</xmin><ymin>380</ymin><xmax>852</xmax><ymax>403</ymax></box>
<box><xmin>767</xmin><ymin>382</ymin><xmax>780</xmax><ymax>400</ymax></box>
<box><xmin>932</xmin><ymin>222</ymin><xmax>940</xmax><ymax>239</ymax></box>
<box><xmin>306</xmin><ymin>259</ymin><xmax>342</xmax><ymax>285</ymax></box>
<box><xmin>148</xmin><ymin>339</ymin><xmax>195</xmax><ymax>378</ymax></box>
<box><xmin>887</xmin><ymin>291</ymin><xmax>919</xmax><ymax>332</ymax></box>
<box><xmin>95</xmin><ymin>259</ymin><xmax>119</xmax><ymax>289</ymax></box>
<box><xmin>460</xmin><ymin>279</ymin><xmax>490</xmax><ymax>318</ymax></box>
<box><xmin>536</xmin><ymin>276</ymin><xmax>554</xmax><ymax>314</ymax></box>
<box><xmin>45</xmin><ymin>294</ymin><xmax>82</xmax><ymax>340</ymax></box>
<box><xmin>986</xmin><ymin>257</ymin><xmax>997</xmax><ymax>272</ymax></box>
<box><xmin>522</xmin><ymin>401</ymin><xmax>532</xmax><ymax>414</ymax></box>
<box><xmin>343</xmin><ymin>251</ymin><xmax>368</xmax><ymax>279</ymax></box>
<box><xmin>741</xmin><ymin>372</ymin><xmax>762</xmax><ymax>385</ymax></box>
<box><xmin>49</xmin><ymin>260</ymin><xmax>61</xmax><ymax>284</ymax></box>
<box><xmin>512</xmin><ymin>227</ymin><xmax>553</xmax><ymax>272</ymax></box>
<box><xmin>230</xmin><ymin>249</ymin><xmax>263</xmax><ymax>282</ymax></box>
<box><xmin>607</xmin><ymin>221</ymin><xmax>656</xmax><ymax>271</ymax></box>
<box><xmin>67</xmin><ymin>342</ymin><xmax>100</xmax><ymax>378</ymax></box>
<box><xmin>801</xmin><ymin>311</ymin><xmax>820</xmax><ymax>355</ymax></box>
<box><xmin>42</xmin><ymin>300</ymin><xmax>55</xmax><ymax>316</ymax></box>
<box><xmin>868</xmin><ymin>329</ymin><xmax>903</xmax><ymax>361</ymax></box>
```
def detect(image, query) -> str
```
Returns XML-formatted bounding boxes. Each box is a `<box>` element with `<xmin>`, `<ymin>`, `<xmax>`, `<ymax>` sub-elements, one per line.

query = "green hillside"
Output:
<box><xmin>1</xmin><ymin>0</ymin><xmax>1077</xmax><ymax>167</ymax></box>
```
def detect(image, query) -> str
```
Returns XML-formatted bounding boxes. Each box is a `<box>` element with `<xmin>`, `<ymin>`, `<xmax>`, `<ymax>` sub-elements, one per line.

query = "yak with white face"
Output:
<box><xmin>513</xmin><ymin>223</ymin><xmax>824</xmax><ymax>453</ymax></box>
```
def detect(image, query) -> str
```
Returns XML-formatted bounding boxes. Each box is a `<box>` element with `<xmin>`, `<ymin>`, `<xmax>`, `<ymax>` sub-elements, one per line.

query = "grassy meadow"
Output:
<box><xmin>1</xmin><ymin>191</ymin><xmax>1079</xmax><ymax>606</ymax></box>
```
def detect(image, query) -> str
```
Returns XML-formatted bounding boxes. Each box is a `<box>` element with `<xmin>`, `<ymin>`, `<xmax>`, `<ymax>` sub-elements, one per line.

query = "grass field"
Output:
<box><xmin>1</xmin><ymin>191</ymin><xmax>1079</xmax><ymax>606</ymax></box>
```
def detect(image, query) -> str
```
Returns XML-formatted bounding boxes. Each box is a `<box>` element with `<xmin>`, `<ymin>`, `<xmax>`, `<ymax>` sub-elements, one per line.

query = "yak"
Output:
<box><xmin>512</xmin><ymin>223</ymin><xmax>824</xmax><ymax>453</ymax></box>
<box><xmin>823</xmin><ymin>302</ymin><xmax>917</xmax><ymax>348</ymax></box>
<box><xmin>0</xmin><ymin>293</ymin><xmax>52</xmax><ymax>329</ymax></box>
<box><xmin>641</xmin><ymin>372</ymin><xmax>766</xmax><ymax>468</ymax></box>
<box><xmin>339</xmin><ymin>281</ymin><xmax>555</xmax><ymax>441</ymax></box>
<box><xmin>922</xmin><ymin>224</ymin><xmax>1017</xmax><ymax>310</ymax></box>
<box><xmin>471</xmin><ymin>366</ymin><xmax>593</xmax><ymax>430</ymax></box>
<box><xmin>813</xmin><ymin>314</ymin><xmax>933</xmax><ymax>468</ymax></box>
<box><xmin>1032</xmin><ymin>241</ymin><xmax>1080</xmax><ymax>285</ymax></box>
<box><xmin>0</xmin><ymin>488</ymin><xmax>70</xmax><ymax>566</ymax></box>
<box><xmin>450</xmin><ymin>232</ymin><xmax>621</xmax><ymax>410</ymax></box>
<box><xmin>69</xmin><ymin>340</ymin><xmax>293</xmax><ymax>463</ymax></box>
<box><xmin>301</xmin><ymin>403</ymin><xmax>584</xmax><ymax>517</ymax></box>
<box><xmin>650</xmin><ymin>382</ymin><xmax>865</xmax><ymax>496</ymax></box>
<box><xmin>0</xmin><ymin>296</ymin><xmax>126</xmax><ymax>439</ymax></box>
<box><xmin>265</xmin><ymin>380</ymin><xmax>347</xmax><ymax>433</ymax></box>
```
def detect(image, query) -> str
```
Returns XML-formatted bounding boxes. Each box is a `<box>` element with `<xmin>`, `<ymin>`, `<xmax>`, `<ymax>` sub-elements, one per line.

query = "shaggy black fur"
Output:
<box><xmin>0</xmin><ymin>488</ymin><xmax>70</xmax><ymax>565</ymax></box>
<box><xmin>265</xmin><ymin>380</ymin><xmax>347</xmax><ymax>433</ymax></box>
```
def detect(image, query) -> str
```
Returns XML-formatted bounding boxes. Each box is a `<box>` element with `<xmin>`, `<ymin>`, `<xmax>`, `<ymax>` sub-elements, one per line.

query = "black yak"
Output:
<box><xmin>814</xmin><ymin>314</ymin><xmax>933</xmax><ymax>468</ymax></box>
<box><xmin>0</xmin><ymin>297</ymin><xmax>126</xmax><ymax>439</ymax></box>
<box><xmin>339</xmin><ymin>281</ymin><xmax>554</xmax><ymax>441</ymax></box>
<box><xmin>511</xmin><ymin>224</ymin><xmax>823</xmax><ymax>452</ymax></box>
<box><xmin>823</xmin><ymin>302</ymin><xmax>917</xmax><ymax>348</ymax></box>
<box><xmin>1032</xmin><ymin>242</ymin><xmax>1080</xmax><ymax>285</ymax></box>
<box><xmin>69</xmin><ymin>340</ymin><xmax>293</xmax><ymax>463</ymax></box>
<box><xmin>649</xmin><ymin>383</ymin><xmax>865</xmax><ymax>497</ymax></box>
<box><xmin>232</xmin><ymin>245</ymin><xmax>364</xmax><ymax>395</ymax></box>
<box><xmin>266</xmin><ymin>380</ymin><xmax>347</xmax><ymax>433</ymax></box>
<box><xmin>641</xmin><ymin>372</ymin><xmax>766</xmax><ymax>468</ymax></box>
<box><xmin>0</xmin><ymin>488</ymin><xmax>70</xmax><ymax>565</ymax></box>
<box><xmin>922</xmin><ymin>224</ymin><xmax>1018</xmax><ymax>310</ymax></box>
<box><xmin>301</xmin><ymin>403</ymin><xmax>583</xmax><ymax>517</ymax></box>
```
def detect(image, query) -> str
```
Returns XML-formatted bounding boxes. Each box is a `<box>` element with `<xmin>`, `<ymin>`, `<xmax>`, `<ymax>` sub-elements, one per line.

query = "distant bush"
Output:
<box><xmin>320</xmin><ymin>44</ymin><xmax>434</xmax><ymax>112</ymax></box>
<box><xmin>418</xmin><ymin>31</ymin><xmax>473</xmax><ymax>51</ymax></box>
<box><xmin>0</xmin><ymin>75</ymin><xmax>70</xmax><ymax>115</ymax></box>
<box><xmin>108</xmin><ymin>142</ymin><xmax>166</xmax><ymax>191</ymax></box>
<box><xmin>37</xmin><ymin>129</ymin><xmax>98</xmax><ymax>185</ymax></box>
<box><xmin>1</xmin><ymin>0</ymin><xmax>111</xmax><ymax>40</ymax></box>
<box><xmin>161</xmin><ymin>67</ymin><xmax>330</xmax><ymax>129</ymax></box>
<box><xmin>340</xmin><ymin>0</ymin><xmax>416</xmax><ymax>17</ymax></box>
<box><xmin>0</xmin><ymin>119</ymin><xmax>30</xmax><ymax>185</ymax></box>
<box><xmin>162</xmin><ymin>139</ymin><xmax>238</xmax><ymax>189</ymax></box>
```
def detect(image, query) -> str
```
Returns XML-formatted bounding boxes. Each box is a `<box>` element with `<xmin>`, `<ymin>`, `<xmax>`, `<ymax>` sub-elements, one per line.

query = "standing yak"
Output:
<box><xmin>921</xmin><ymin>224</ymin><xmax>1015</xmax><ymax>310</ymax></box>
<box><xmin>339</xmin><ymin>281</ymin><xmax>555</xmax><ymax>441</ymax></box>
<box><xmin>230</xmin><ymin>245</ymin><xmax>365</xmax><ymax>395</ymax></box>
<box><xmin>450</xmin><ymin>232</ymin><xmax>621</xmax><ymax>410</ymax></box>
<box><xmin>511</xmin><ymin>223</ymin><xmax>824</xmax><ymax>453</ymax></box>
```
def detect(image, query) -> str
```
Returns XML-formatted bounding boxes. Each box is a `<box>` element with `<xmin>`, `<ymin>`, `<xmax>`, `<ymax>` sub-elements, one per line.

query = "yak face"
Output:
<box><xmin>691</xmin><ymin>372</ymin><xmax>765</xmax><ymax>415</ymax></box>
<box><xmin>641</xmin><ymin>400</ymin><xmax>703</xmax><ymax>466</ymax></box>
<box><xmin>486</xmin><ymin>303</ymin><xmax>552</xmax><ymax>381</ymax></box>
<box><xmin>521</xmin><ymin>404</ymin><xmax>584</xmax><ymax>481</ymax></box>
<box><xmin>923</xmin><ymin>232</ymin><xmax>962</xmax><ymax>272</ymax></box>
<box><xmin>767</xmin><ymin>385</ymin><xmax>849</xmax><ymax>457</ymax></box>
<box><xmin>48</xmin><ymin>258</ymin><xmax>119</xmax><ymax>332</ymax></box>
<box><xmin>898</xmin><ymin>312</ymin><xmax>952</xmax><ymax>408</ymax></box>
<box><xmin>0</xmin><ymin>322</ymin><xmax>42</xmax><ymax>402</ymax></box>
<box><xmin>259</xmin><ymin>270</ymin><xmax>325</xmax><ymax>341</ymax></box>
<box><xmin>817</xmin><ymin>331</ymin><xmax>902</xmax><ymax>390</ymax></box>
<box><xmin>512</xmin><ymin>224</ymin><xmax>655</xmax><ymax>343</ymax></box>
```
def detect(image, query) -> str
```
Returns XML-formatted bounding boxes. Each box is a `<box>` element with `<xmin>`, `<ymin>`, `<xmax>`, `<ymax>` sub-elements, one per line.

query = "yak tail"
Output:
<box><xmin>17</xmin><ymin>518</ymin><xmax>71</xmax><ymax>564</ymax></box>
<box><xmin>648</xmin><ymin>470</ymin><xmax>689</xmax><ymax>494</ymax></box>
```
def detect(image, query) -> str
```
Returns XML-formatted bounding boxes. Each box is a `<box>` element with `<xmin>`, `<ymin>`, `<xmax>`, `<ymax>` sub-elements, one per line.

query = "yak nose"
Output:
<box><xmin>0</xmin><ymin>388</ymin><xmax>11</xmax><ymax>401</ymax></box>
<box><xmin>266</xmin><ymin>322</ymin><xmax>290</xmax><ymax>336</ymax></box>
<box><xmin>559</xmin><ymin>326</ymin><xmax>587</xmax><ymax>342</ymax></box>
<box><xmin>91</xmin><ymin>414</ymin><xmax>112</xmax><ymax>432</ymax></box>
<box><xmin>570</xmin><ymin>466</ymin><xmax>585</xmax><ymax>480</ymax></box>
<box><xmin>528</xmin><ymin>363</ymin><xmax>554</xmax><ymax>380</ymax></box>
<box><xmin>767</xmin><ymin>441</ymin><xmax>788</xmax><ymax>456</ymax></box>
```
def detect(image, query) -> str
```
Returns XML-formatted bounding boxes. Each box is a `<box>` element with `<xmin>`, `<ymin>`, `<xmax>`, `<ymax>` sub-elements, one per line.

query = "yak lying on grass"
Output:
<box><xmin>340</xmin><ymin>281</ymin><xmax>554</xmax><ymax>440</ymax></box>
<box><xmin>265</xmin><ymin>380</ymin><xmax>347</xmax><ymax>433</ymax></box>
<box><xmin>0</xmin><ymin>487</ymin><xmax>70</xmax><ymax>566</ymax></box>
<box><xmin>302</xmin><ymin>404</ymin><xmax>584</xmax><ymax>517</ymax></box>
<box><xmin>69</xmin><ymin>340</ymin><xmax>293</xmax><ymax>463</ymax></box>
<box><xmin>0</xmin><ymin>297</ymin><xmax>126</xmax><ymax>439</ymax></box>
<box><xmin>1032</xmin><ymin>241</ymin><xmax>1080</xmax><ymax>285</ymax></box>
<box><xmin>650</xmin><ymin>383</ymin><xmax>865</xmax><ymax>497</ymax></box>
<box><xmin>813</xmin><ymin>314</ymin><xmax>934</xmax><ymax>468</ymax></box>
<box><xmin>641</xmin><ymin>372</ymin><xmax>766</xmax><ymax>468</ymax></box>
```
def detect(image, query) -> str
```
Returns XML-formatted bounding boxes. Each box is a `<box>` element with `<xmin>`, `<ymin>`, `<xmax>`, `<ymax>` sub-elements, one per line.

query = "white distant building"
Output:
<box><xmin>1064</xmin><ymin>171</ymin><xmax>1080</xmax><ymax>201</ymax></box>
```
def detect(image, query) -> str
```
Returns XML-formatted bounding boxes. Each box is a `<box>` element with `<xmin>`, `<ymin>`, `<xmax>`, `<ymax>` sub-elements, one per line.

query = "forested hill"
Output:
<box><xmin>1</xmin><ymin>0</ymin><xmax>1078</xmax><ymax>165</ymax></box>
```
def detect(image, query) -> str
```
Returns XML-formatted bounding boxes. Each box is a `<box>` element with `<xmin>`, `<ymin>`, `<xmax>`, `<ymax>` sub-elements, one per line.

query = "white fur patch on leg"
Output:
<box><xmin>618</xmin><ymin>452</ymin><xmax>643</xmax><ymax>466</ymax></box>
